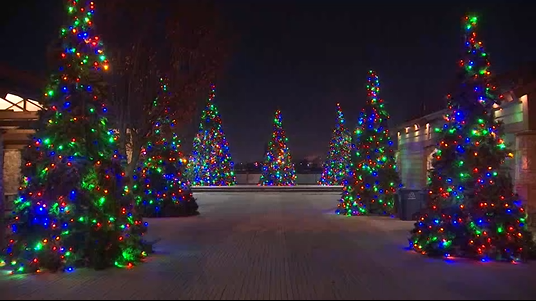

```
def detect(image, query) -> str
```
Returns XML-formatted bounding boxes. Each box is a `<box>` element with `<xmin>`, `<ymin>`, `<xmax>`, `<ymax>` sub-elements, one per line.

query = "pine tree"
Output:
<box><xmin>2</xmin><ymin>0</ymin><xmax>148</xmax><ymax>274</ymax></box>
<box><xmin>133</xmin><ymin>78</ymin><xmax>198</xmax><ymax>217</ymax></box>
<box><xmin>409</xmin><ymin>15</ymin><xmax>534</xmax><ymax>262</ymax></box>
<box><xmin>337</xmin><ymin>71</ymin><xmax>401</xmax><ymax>216</ymax></box>
<box><xmin>259</xmin><ymin>110</ymin><xmax>297</xmax><ymax>186</ymax></box>
<box><xmin>187</xmin><ymin>85</ymin><xmax>236</xmax><ymax>186</ymax></box>
<box><xmin>319</xmin><ymin>103</ymin><xmax>351</xmax><ymax>186</ymax></box>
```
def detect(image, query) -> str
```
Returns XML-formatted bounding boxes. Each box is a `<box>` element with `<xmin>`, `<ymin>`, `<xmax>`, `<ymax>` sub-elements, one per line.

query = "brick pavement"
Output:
<box><xmin>1</xmin><ymin>192</ymin><xmax>536</xmax><ymax>300</ymax></box>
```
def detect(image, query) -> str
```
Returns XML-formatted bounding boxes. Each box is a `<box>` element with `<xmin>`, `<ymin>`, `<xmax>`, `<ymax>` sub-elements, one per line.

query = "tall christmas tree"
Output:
<box><xmin>259</xmin><ymin>110</ymin><xmax>297</xmax><ymax>186</ymax></box>
<box><xmin>133</xmin><ymin>78</ymin><xmax>198</xmax><ymax>217</ymax></box>
<box><xmin>319</xmin><ymin>103</ymin><xmax>351</xmax><ymax>186</ymax></box>
<box><xmin>409</xmin><ymin>15</ymin><xmax>534</xmax><ymax>262</ymax></box>
<box><xmin>1</xmin><ymin>0</ymin><xmax>148</xmax><ymax>274</ymax></box>
<box><xmin>187</xmin><ymin>85</ymin><xmax>236</xmax><ymax>186</ymax></box>
<box><xmin>337</xmin><ymin>71</ymin><xmax>401</xmax><ymax>216</ymax></box>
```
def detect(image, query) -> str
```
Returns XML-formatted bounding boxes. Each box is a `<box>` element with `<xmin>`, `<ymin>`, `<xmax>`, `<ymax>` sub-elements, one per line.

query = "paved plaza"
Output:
<box><xmin>1</xmin><ymin>192</ymin><xmax>536</xmax><ymax>300</ymax></box>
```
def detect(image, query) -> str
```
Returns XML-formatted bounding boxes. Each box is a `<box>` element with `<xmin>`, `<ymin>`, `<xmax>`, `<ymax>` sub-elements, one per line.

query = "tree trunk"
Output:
<box><xmin>118</xmin><ymin>124</ymin><xmax>128</xmax><ymax>161</ymax></box>
<box><xmin>126</xmin><ymin>137</ymin><xmax>141</xmax><ymax>181</ymax></box>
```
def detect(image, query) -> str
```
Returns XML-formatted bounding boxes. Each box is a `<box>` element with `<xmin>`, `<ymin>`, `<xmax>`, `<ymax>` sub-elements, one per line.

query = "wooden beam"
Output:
<box><xmin>3</xmin><ymin>129</ymin><xmax>34</xmax><ymax>134</ymax></box>
<box><xmin>0</xmin><ymin>120</ymin><xmax>38</xmax><ymax>129</ymax></box>
<box><xmin>0</xmin><ymin>111</ymin><xmax>38</xmax><ymax>120</ymax></box>
<box><xmin>3</xmin><ymin>133</ymin><xmax>32</xmax><ymax>140</ymax></box>
<box><xmin>4</xmin><ymin>142</ymin><xmax>29</xmax><ymax>149</ymax></box>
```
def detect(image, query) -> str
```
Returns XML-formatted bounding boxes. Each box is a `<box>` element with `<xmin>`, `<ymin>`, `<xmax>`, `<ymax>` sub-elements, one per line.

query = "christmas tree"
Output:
<box><xmin>409</xmin><ymin>15</ymin><xmax>535</xmax><ymax>262</ymax></box>
<box><xmin>133</xmin><ymin>78</ymin><xmax>199</xmax><ymax>217</ymax></box>
<box><xmin>2</xmin><ymin>0</ymin><xmax>148</xmax><ymax>274</ymax></box>
<box><xmin>337</xmin><ymin>71</ymin><xmax>401</xmax><ymax>216</ymax></box>
<box><xmin>319</xmin><ymin>103</ymin><xmax>351</xmax><ymax>186</ymax></box>
<box><xmin>187</xmin><ymin>85</ymin><xmax>236</xmax><ymax>186</ymax></box>
<box><xmin>259</xmin><ymin>110</ymin><xmax>297</xmax><ymax>186</ymax></box>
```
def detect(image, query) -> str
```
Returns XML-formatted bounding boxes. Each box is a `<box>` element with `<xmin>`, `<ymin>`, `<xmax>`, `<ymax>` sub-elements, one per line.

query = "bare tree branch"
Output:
<box><xmin>94</xmin><ymin>0</ymin><xmax>232</xmax><ymax>178</ymax></box>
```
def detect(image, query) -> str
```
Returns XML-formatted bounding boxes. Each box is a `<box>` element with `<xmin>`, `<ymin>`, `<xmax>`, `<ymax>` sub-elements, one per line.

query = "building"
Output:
<box><xmin>395</xmin><ymin>63</ymin><xmax>536</xmax><ymax>227</ymax></box>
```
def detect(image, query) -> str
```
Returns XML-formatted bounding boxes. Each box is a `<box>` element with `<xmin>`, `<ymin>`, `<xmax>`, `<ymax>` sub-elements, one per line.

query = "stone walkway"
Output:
<box><xmin>1</xmin><ymin>192</ymin><xmax>536</xmax><ymax>300</ymax></box>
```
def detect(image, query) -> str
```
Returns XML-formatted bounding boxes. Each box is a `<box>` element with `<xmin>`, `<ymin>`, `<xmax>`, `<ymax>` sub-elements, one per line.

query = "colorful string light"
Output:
<box><xmin>319</xmin><ymin>103</ymin><xmax>351</xmax><ymax>186</ymax></box>
<box><xmin>337</xmin><ymin>71</ymin><xmax>401</xmax><ymax>216</ymax></box>
<box><xmin>259</xmin><ymin>110</ymin><xmax>297</xmax><ymax>186</ymax></box>
<box><xmin>187</xmin><ymin>85</ymin><xmax>236</xmax><ymax>186</ymax></box>
<box><xmin>2</xmin><ymin>0</ymin><xmax>148</xmax><ymax>274</ymax></box>
<box><xmin>133</xmin><ymin>77</ymin><xmax>199</xmax><ymax>217</ymax></box>
<box><xmin>409</xmin><ymin>15</ymin><xmax>535</xmax><ymax>262</ymax></box>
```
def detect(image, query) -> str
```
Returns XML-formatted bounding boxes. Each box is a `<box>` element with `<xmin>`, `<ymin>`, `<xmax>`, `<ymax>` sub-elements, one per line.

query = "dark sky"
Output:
<box><xmin>2</xmin><ymin>1</ymin><xmax>536</xmax><ymax>163</ymax></box>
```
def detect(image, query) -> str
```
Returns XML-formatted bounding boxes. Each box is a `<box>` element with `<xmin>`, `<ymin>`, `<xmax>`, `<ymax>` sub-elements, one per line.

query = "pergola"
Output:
<box><xmin>0</xmin><ymin>92</ymin><xmax>41</xmax><ymax>148</ymax></box>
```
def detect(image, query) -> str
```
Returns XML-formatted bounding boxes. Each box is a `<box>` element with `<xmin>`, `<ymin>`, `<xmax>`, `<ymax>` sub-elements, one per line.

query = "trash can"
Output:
<box><xmin>397</xmin><ymin>188</ymin><xmax>425</xmax><ymax>221</ymax></box>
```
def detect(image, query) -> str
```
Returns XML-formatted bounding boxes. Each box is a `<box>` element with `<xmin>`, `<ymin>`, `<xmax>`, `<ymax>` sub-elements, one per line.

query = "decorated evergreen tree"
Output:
<box><xmin>319</xmin><ymin>103</ymin><xmax>351</xmax><ymax>186</ymax></box>
<box><xmin>133</xmin><ymin>78</ymin><xmax>198</xmax><ymax>217</ymax></box>
<box><xmin>337</xmin><ymin>71</ymin><xmax>401</xmax><ymax>216</ymax></box>
<box><xmin>259</xmin><ymin>110</ymin><xmax>297</xmax><ymax>186</ymax></box>
<box><xmin>187</xmin><ymin>85</ymin><xmax>236</xmax><ymax>186</ymax></box>
<box><xmin>1</xmin><ymin>0</ymin><xmax>148</xmax><ymax>274</ymax></box>
<box><xmin>409</xmin><ymin>15</ymin><xmax>534</xmax><ymax>262</ymax></box>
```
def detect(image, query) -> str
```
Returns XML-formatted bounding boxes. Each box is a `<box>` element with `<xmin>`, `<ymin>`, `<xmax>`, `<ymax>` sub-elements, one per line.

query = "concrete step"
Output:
<box><xmin>191</xmin><ymin>185</ymin><xmax>343</xmax><ymax>193</ymax></box>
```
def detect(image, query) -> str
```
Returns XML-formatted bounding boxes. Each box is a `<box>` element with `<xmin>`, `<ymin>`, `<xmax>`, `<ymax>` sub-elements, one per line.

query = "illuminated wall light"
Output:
<box><xmin>405</xmin><ymin>127</ymin><xmax>410</xmax><ymax>134</ymax></box>
<box><xmin>414</xmin><ymin>124</ymin><xmax>419</xmax><ymax>131</ymax></box>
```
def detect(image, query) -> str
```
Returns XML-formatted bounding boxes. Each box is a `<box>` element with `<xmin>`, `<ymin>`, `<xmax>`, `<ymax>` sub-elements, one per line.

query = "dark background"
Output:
<box><xmin>2</xmin><ymin>1</ymin><xmax>535</xmax><ymax>163</ymax></box>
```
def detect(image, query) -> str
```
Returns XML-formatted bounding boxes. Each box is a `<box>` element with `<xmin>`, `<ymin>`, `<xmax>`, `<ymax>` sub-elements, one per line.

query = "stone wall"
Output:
<box><xmin>0</xmin><ymin>132</ymin><xmax>4</xmax><ymax>239</ymax></box>
<box><xmin>3</xmin><ymin>148</ymin><xmax>21</xmax><ymax>196</ymax></box>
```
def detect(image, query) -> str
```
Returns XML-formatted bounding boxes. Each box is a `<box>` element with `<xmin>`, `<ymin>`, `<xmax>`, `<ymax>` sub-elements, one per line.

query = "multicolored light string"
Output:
<box><xmin>319</xmin><ymin>103</ymin><xmax>351</xmax><ymax>186</ymax></box>
<box><xmin>133</xmin><ymin>77</ymin><xmax>199</xmax><ymax>217</ymax></box>
<box><xmin>409</xmin><ymin>15</ymin><xmax>534</xmax><ymax>262</ymax></box>
<box><xmin>259</xmin><ymin>110</ymin><xmax>297</xmax><ymax>186</ymax></box>
<box><xmin>187</xmin><ymin>85</ymin><xmax>236</xmax><ymax>186</ymax></box>
<box><xmin>337</xmin><ymin>70</ymin><xmax>401</xmax><ymax>216</ymax></box>
<box><xmin>2</xmin><ymin>0</ymin><xmax>148</xmax><ymax>274</ymax></box>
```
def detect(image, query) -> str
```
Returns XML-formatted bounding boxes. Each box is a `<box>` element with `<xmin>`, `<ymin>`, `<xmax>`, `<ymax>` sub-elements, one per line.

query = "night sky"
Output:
<box><xmin>2</xmin><ymin>1</ymin><xmax>536</xmax><ymax>163</ymax></box>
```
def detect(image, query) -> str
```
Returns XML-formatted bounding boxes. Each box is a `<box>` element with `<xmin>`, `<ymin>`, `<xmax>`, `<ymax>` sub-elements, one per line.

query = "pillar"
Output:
<box><xmin>3</xmin><ymin>148</ymin><xmax>21</xmax><ymax>211</ymax></box>
<box><xmin>0</xmin><ymin>130</ymin><xmax>4</xmax><ymax>241</ymax></box>
<box><xmin>515</xmin><ymin>130</ymin><xmax>536</xmax><ymax>230</ymax></box>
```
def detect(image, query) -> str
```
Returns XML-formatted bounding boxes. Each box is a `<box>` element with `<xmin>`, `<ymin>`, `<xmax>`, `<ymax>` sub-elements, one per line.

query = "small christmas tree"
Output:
<box><xmin>259</xmin><ymin>110</ymin><xmax>297</xmax><ymax>186</ymax></box>
<box><xmin>409</xmin><ymin>15</ymin><xmax>534</xmax><ymax>262</ymax></box>
<box><xmin>187</xmin><ymin>85</ymin><xmax>236</xmax><ymax>186</ymax></box>
<box><xmin>2</xmin><ymin>0</ymin><xmax>148</xmax><ymax>274</ymax></box>
<box><xmin>133</xmin><ymin>78</ymin><xmax>198</xmax><ymax>217</ymax></box>
<box><xmin>319</xmin><ymin>103</ymin><xmax>351</xmax><ymax>186</ymax></box>
<box><xmin>337</xmin><ymin>71</ymin><xmax>401</xmax><ymax>216</ymax></box>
